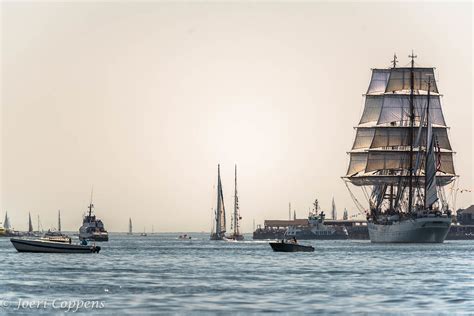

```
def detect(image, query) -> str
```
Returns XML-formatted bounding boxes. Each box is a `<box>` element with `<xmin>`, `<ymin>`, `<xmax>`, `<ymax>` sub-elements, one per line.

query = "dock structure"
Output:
<box><xmin>254</xmin><ymin>218</ymin><xmax>369</xmax><ymax>240</ymax></box>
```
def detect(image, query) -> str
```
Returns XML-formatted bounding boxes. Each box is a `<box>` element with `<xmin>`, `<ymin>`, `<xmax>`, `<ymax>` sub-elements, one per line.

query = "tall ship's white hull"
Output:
<box><xmin>368</xmin><ymin>216</ymin><xmax>451</xmax><ymax>243</ymax></box>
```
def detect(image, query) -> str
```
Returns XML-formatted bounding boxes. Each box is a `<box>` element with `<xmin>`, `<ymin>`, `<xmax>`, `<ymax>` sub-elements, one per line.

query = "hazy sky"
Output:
<box><xmin>1</xmin><ymin>1</ymin><xmax>472</xmax><ymax>232</ymax></box>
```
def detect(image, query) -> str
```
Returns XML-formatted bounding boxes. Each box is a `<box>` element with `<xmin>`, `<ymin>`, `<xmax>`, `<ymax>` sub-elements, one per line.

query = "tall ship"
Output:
<box><xmin>79</xmin><ymin>197</ymin><xmax>109</xmax><ymax>242</ymax></box>
<box><xmin>344</xmin><ymin>53</ymin><xmax>455</xmax><ymax>243</ymax></box>
<box><xmin>210</xmin><ymin>164</ymin><xmax>226</xmax><ymax>240</ymax></box>
<box><xmin>227</xmin><ymin>165</ymin><xmax>244</xmax><ymax>240</ymax></box>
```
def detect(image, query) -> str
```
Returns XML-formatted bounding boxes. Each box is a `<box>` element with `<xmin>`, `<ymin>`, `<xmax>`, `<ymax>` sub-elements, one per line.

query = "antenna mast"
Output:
<box><xmin>391</xmin><ymin>53</ymin><xmax>398</xmax><ymax>68</ymax></box>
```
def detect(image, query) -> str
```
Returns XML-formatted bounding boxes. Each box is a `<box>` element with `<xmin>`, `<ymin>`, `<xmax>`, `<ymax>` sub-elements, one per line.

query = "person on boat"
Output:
<box><xmin>293</xmin><ymin>237</ymin><xmax>297</xmax><ymax>244</ymax></box>
<box><xmin>81</xmin><ymin>239</ymin><xmax>88</xmax><ymax>245</ymax></box>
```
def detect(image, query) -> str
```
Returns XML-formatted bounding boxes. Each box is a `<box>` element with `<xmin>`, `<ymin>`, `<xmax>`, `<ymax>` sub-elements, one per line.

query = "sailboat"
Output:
<box><xmin>210</xmin><ymin>164</ymin><xmax>226</xmax><ymax>240</ymax></box>
<box><xmin>226</xmin><ymin>165</ymin><xmax>244</xmax><ymax>241</ymax></box>
<box><xmin>43</xmin><ymin>210</ymin><xmax>71</xmax><ymax>243</ymax></box>
<box><xmin>127</xmin><ymin>218</ymin><xmax>133</xmax><ymax>235</ymax></box>
<box><xmin>344</xmin><ymin>53</ymin><xmax>455</xmax><ymax>243</ymax></box>
<box><xmin>4</xmin><ymin>212</ymin><xmax>11</xmax><ymax>231</ymax></box>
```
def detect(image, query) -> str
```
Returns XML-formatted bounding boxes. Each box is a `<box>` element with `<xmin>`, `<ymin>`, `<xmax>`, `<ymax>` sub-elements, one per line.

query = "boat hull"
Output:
<box><xmin>210</xmin><ymin>233</ymin><xmax>225</xmax><ymax>240</ymax></box>
<box><xmin>269</xmin><ymin>242</ymin><xmax>314</xmax><ymax>252</ymax></box>
<box><xmin>10</xmin><ymin>238</ymin><xmax>101</xmax><ymax>253</ymax></box>
<box><xmin>368</xmin><ymin>217</ymin><xmax>451</xmax><ymax>243</ymax></box>
<box><xmin>79</xmin><ymin>232</ymin><xmax>109</xmax><ymax>242</ymax></box>
<box><xmin>225</xmin><ymin>234</ymin><xmax>244</xmax><ymax>241</ymax></box>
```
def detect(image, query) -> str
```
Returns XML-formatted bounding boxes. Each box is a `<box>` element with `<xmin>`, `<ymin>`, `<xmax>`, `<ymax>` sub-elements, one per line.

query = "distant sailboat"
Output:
<box><xmin>58</xmin><ymin>210</ymin><xmax>61</xmax><ymax>232</ymax></box>
<box><xmin>128</xmin><ymin>218</ymin><xmax>133</xmax><ymax>235</ymax></box>
<box><xmin>141</xmin><ymin>227</ymin><xmax>147</xmax><ymax>237</ymax></box>
<box><xmin>210</xmin><ymin>164</ymin><xmax>226</xmax><ymax>240</ymax></box>
<box><xmin>227</xmin><ymin>164</ymin><xmax>244</xmax><ymax>241</ymax></box>
<box><xmin>331</xmin><ymin>198</ymin><xmax>337</xmax><ymax>220</ymax></box>
<box><xmin>28</xmin><ymin>212</ymin><xmax>33</xmax><ymax>233</ymax></box>
<box><xmin>4</xmin><ymin>212</ymin><xmax>11</xmax><ymax>230</ymax></box>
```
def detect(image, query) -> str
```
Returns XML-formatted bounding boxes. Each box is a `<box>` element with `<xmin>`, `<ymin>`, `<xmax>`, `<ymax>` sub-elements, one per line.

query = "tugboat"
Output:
<box><xmin>285</xmin><ymin>199</ymin><xmax>349</xmax><ymax>240</ymax></box>
<box><xmin>79</xmin><ymin>194</ymin><xmax>109</xmax><ymax>242</ymax></box>
<box><xmin>269</xmin><ymin>238</ymin><xmax>314</xmax><ymax>252</ymax></box>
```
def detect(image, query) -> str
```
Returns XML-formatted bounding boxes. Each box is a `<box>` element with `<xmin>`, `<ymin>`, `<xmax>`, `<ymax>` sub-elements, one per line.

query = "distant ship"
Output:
<box><xmin>344</xmin><ymin>53</ymin><xmax>454</xmax><ymax>243</ymax></box>
<box><xmin>79</xmin><ymin>196</ymin><xmax>109</xmax><ymax>242</ymax></box>
<box><xmin>210</xmin><ymin>164</ymin><xmax>226</xmax><ymax>240</ymax></box>
<box><xmin>127</xmin><ymin>218</ymin><xmax>133</xmax><ymax>235</ymax></box>
<box><xmin>226</xmin><ymin>165</ymin><xmax>244</xmax><ymax>241</ymax></box>
<box><xmin>43</xmin><ymin>210</ymin><xmax>71</xmax><ymax>243</ymax></box>
<box><xmin>285</xmin><ymin>199</ymin><xmax>348</xmax><ymax>240</ymax></box>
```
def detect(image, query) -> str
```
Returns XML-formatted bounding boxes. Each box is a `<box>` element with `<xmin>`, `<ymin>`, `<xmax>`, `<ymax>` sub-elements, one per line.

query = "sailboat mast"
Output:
<box><xmin>28</xmin><ymin>212</ymin><xmax>33</xmax><ymax>233</ymax></box>
<box><xmin>89</xmin><ymin>188</ymin><xmax>94</xmax><ymax>218</ymax></box>
<box><xmin>216</xmin><ymin>164</ymin><xmax>222</xmax><ymax>235</ymax></box>
<box><xmin>233</xmin><ymin>164</ymin><xmax>238</xmax><ymax>235</ymax></box>
<box><xmin>408</xmin><ymin>51</ymin><xmax>417</xmax><ymax>213</ymax></box>
<box><xmin>58</xmin><ymin>210</ymin><xmax>61</xmax><ymax>232</ymax></box>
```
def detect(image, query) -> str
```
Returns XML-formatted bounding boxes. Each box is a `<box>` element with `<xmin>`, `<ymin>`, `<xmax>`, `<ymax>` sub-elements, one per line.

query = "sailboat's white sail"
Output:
<box><xmin>212</xmin><ymin>164</ymin><xmax>226</xmax><ymax>239</ymax></box>
<box><xmin>28</xmin><ymin>213</ymin><xmax>33</xmax><ymax>233</ymax></box>
<box><xmin>4</xmin><ymin>212</ymin><xmax>11</xmax><ymax>230</ymax></box>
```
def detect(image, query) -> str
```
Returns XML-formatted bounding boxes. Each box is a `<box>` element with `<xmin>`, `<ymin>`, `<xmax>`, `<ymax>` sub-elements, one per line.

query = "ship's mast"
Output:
<box><xmin>408</xmin><ymin>51</ymin><xmax>417</xmax><ymax>213</ymax></box>
<box><xmin>233</xmin><ymin>164</ymin><xmax>239</xmax><ymax>236</ymax></box>
<box><xmin>88</xmin><ymin>188</ymin><xmax>94</xmax><ymax>220</ymax></box>
<box><xmin>391</xmin><ymin>53</ymin><xmax>398</xmax><ymax>68</ymax></box>
<box><xmin>424</xmin><ymin>77</ymin><xmax>432</xmax><ymax>208</ymax></box>
<box><xmin>58</xmin><ymin>210</ymin><xmax>61</xmax><ymax>232</ymax></box>
<box><xmin>389</xmin><ymin>53</ymin><xmax>397</xmax><ymax>211</ymax></box>
<box><xmin>215</xmin><ymin>164</ymin><xmax>222</xmax><ymax>236</ymax></box>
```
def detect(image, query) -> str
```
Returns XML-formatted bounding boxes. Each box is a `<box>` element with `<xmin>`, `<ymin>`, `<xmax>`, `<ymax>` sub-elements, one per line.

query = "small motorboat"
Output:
<box><xmin>269</xmin><ymin>240</ymin><xmax>315</xmax><ymax>252</ymax></box>
<box><xmin>10</xmin><ymin>238</ymin><xmax>101</xmax><ymax>253</ymax></box>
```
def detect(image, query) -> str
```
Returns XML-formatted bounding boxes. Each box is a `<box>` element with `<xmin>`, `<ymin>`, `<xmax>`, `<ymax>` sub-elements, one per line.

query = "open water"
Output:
<box><xmin>0</xmin><ymin>233</ymin><xmax>472</xmax><ymax>315</ymax></box>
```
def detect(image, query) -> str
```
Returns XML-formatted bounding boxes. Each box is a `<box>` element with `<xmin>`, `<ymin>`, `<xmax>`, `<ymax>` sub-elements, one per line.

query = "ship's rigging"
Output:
<box><xmin>344</xmin><ymin>53</ymin><xmax>457</xmax><ymax>215</ymax></box>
